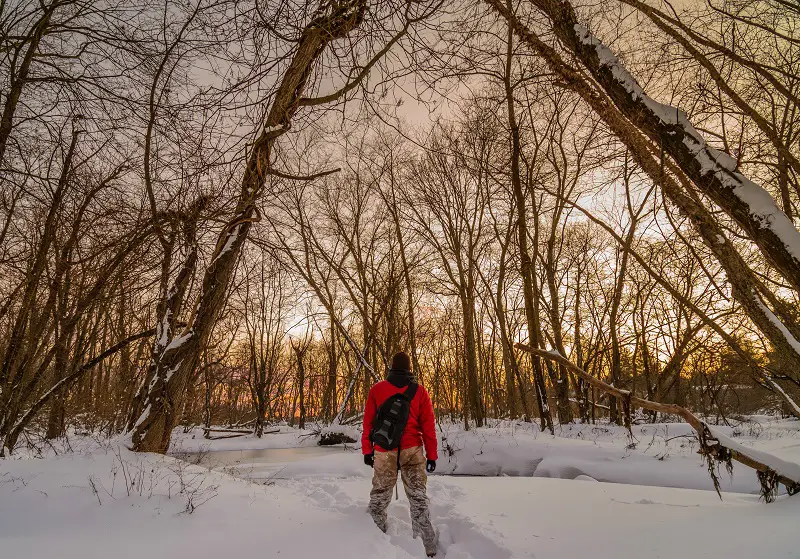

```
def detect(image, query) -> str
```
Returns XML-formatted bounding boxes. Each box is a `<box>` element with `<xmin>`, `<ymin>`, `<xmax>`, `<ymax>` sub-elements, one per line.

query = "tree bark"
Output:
<box><xmin>503</xmin><ymin>9</ymin><xmax>553</xmax><ymax>431</ymax></box>
<box><xmin>483</xmin><ymin>0</ymin><xmax>800</xmax><ymax>391</ymax></box>
<box><xmin>130</xmin><ymin>1</ymin><xmax>368</xmax><ymax>453</ymax></box>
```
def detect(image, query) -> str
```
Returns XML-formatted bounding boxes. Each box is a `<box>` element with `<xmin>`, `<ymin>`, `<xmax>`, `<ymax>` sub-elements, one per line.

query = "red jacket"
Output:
<box><xmin>362</xmin><ymin>380</ymin><xmax>438</xmax><ymax>460</ymax></box>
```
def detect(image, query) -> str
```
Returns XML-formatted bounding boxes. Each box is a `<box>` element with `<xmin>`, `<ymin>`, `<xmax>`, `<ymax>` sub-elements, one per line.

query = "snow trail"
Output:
<box><xmin>288</xmin><ymin>475</ymin><xmax>516</xmax><ymax>558</ymax></box>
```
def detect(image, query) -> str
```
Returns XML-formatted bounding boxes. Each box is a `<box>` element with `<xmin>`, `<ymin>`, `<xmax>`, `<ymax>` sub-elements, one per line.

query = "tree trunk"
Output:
<box><xmin>461</xmin><ymin>287</ymin><xmax>484</xmax><ymax>428</ymax></box>
<box><xmin>503</xmin><ymin>10</ymin><xmax>552</xmax><ymax>431</ymax></box>
<box><xmin>130</xmin><ymin>2</ymin><xmax>368</xmax><ymax>453</ymax></box>
<box><xmin>294</xmin><ymin>342</ymin><xmax>308</xmax><ymax>430</ymax></box>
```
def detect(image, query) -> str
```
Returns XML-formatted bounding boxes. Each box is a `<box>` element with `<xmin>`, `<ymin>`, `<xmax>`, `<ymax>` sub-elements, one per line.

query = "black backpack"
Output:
<box><xmin>369</xmin><ymin>383</ymin><xmax>418</xmax><ymax>451</ymax></box>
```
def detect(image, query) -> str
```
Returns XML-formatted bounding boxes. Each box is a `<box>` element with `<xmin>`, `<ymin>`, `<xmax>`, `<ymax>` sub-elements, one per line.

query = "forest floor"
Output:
<box><xmin>2</xmin><ymin>417</ymin><xmax>799</xmax><ymax>558</ymax></box>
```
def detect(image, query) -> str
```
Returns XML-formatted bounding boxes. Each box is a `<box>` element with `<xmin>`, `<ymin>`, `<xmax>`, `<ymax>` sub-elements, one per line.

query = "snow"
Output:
<box><xmin>211</xmin><ymin>224</ymin><xmax>240</xmax><ymax>266</ymax></box>
<box><xmin>755</xmin><ymin>294</ymin><xmax>800</xmax><ymax>356</ymax></box>
<box><xmin>573</xmin><ymin>23</ymin><xmax>800</xmax><ymax>262</ymax></box>
<box><xmin>4</xmin><ymin>419</ymin><xmax>800</xmax><ymax>558</ymax></box>
<box><xmin>172</xmin><ymin>424</ymin><xmax>320</xmax><ymax>453</ymax></box>
<box><xmin>769</xmin><ymin>380</ymin><xmax>800</xmax><ymax>418</ymax></box>
<box><xmin>164</xmin><ymin>330</ymin><xmax>193</xmax><ymax>353</ymax></box>
<box><xmin>708</xmin><ymin>425</ymin><xmax>800</xmax><ymax>482</ymax></box>
<box><xmin>174</xmin><ymin>421</ymin><xmax>800</xmax><ymax>495</ymax></box>
<box><xmin>162</xmin><ymin>362</ymin><xmax>182</xmax><ymax>385</ymax></box>
<box><xmin>132</xmin><ymin>403</ymin><xmax>151</xmax><ymax>429</ymax></box>
<box><xmin>0</xmin><ymin>448</ymin><xmax>400</xmax><ymax>558</ymax></box>
<box><xmin>264</xmin><ymin>124</ymin><xmax>284</xmax><ymax>135</ymax></box>
<box><xmin>729</xmin><ymin>176</ymin><xmax>800</xmax><ymax>260</ymax></box>
<box><xmin>156</xmin><ymin>309</ymin><xmax>172</xmax><ymax>349</ymax></box>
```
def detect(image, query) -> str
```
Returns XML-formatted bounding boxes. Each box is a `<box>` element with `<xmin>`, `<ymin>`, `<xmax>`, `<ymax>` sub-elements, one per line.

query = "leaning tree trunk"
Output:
<box><xmin>483</xmin><ymin>0</ymin><xmax>800</xmax><ymax>410</ymax></box>
<box><xmin>514</xmin><ymin>0</ymin><xmax>800</xmax><ymax>296</ymax></box>
<box><xmin>129</xmin><ymin>1</ymin><xmax>368</xmax><ymax>454</ymax></box>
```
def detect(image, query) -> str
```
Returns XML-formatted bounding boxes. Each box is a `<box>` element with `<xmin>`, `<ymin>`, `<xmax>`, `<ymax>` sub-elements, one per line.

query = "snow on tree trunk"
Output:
<box><xmin>129</xmin><ymin>1</ymin><xmax>369</xmax><ymax>454</ymax></box>
<box><xmin>483</xmin><ymin>0</ymin><xmax>800</xmax><ymax>414</ymax></box>
<box><xmin>541</xmin><ymin>0</ymin><xmax>800</xmax><ymax>293</ymax></box>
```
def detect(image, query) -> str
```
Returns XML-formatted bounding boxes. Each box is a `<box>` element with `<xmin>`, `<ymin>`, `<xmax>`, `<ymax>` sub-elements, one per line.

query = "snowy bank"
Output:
<box><xmin>175</xmin><ymin>419</ymin><xmax>800</xmax><ymax>496</ymax></box>
<box><xmin>2</xmin><ymin>438</ymin><xmax>799</xmax><ymax>559</ymax></box>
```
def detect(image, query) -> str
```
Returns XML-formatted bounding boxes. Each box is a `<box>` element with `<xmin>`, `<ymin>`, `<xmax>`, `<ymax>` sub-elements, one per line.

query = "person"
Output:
<box><xmin>362</xmin><ymin>351</ymin><xmax>438</xmax><ymax>557</ymax></box>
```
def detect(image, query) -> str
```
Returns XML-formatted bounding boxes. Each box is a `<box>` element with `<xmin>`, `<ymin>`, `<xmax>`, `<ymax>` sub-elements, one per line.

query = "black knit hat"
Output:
<box><xmin>390</xmin><ymin>351</ymin><xmax>412</xmax><ymax>372</ymax></box>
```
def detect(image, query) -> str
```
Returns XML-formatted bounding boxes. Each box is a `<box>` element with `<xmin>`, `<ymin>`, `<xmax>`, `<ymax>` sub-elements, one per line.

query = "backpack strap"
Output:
<box><xmin>396</xmin><ymin>440</ymin><xmax>401</xmax><ymax>473</ymax></box>
<box><xmin>396</xmin><ymin>382</ymin><xmax>419</xmax><ymax>473</ymax></box>
<box><xmin>403</xmin><ymin>382</ymin><xmax>418</xmax><ymax>402</ymax></box>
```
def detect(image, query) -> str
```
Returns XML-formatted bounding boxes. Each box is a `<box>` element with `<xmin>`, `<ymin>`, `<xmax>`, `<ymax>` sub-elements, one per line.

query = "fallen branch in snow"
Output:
<box><xmin>199</xmin><ymin>427</ymin><xmax>280</xmax><ymax>441</ymax></box>
<box><xmin>318</xmin><ymin>431</ymin><xmax>357</xmax><ymax>446</ymax></box>
<box><xmin>204</xmin><ymin>433</ymin><xmax>247</xmax><ymax>440</ymax></box>
<box><xmin>516</xmin><ymin>343</ymin><xmax>800</xmax><ymax>501</ymax></box>
<box><xmin>227</xmin><ymin>418</ymin><xmax>257</xmax><ymax>428</ymax></box>
<box><xmin>201</xmin><ymin>428</ymin><xmax>259</xmax><ymax>435</ymax></box>
<box><xmin>314</xmin><ymin>422</ymin><xmax>359</xmax><ymax>446</ymax></box>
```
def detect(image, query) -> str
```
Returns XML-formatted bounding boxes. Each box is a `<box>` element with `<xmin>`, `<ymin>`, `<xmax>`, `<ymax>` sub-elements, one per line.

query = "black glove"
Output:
<box><xmin>364</xmin><ymin>453</ymin><xmax>374</xmax><ymax>468</ymax></box>
<box><xmin>426</xmin><ymin>459</ymin><xmax>436</xmax><ymax>473</ymax></box>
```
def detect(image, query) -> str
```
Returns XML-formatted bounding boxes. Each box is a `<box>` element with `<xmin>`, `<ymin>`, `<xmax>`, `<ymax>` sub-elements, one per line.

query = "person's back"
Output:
<box><xmin>362</xmin><ymin>351</ymin><xmax>438</xmax><ymax>557</ymax></box>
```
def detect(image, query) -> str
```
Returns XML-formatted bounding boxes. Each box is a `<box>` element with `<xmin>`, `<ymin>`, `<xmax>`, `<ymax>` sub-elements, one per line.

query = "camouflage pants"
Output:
<box><xmin>369</xmin><ymin>446</ymin><xmax>437</xmax><ymax>555</ymax></box>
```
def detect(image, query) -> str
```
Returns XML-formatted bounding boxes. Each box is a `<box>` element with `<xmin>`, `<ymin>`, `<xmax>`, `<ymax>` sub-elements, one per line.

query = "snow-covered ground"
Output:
<box><xmin>3</xmin><ymin>418</ymin><xmax>799</xmax><ymax>558</ymax></box>
<box><xmin>172</xmin><ymin>417</ymin><xmax>800</xmax><ymax>494</ymax></box>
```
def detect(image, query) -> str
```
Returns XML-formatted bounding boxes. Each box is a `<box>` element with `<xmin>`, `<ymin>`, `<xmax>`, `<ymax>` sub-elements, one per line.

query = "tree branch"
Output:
<box><xmin>8</xmin><ymin>327</ymin><xmax>166</xmax><ymax>448</ymax></box>
<box><xmin>516</xmin><ymin>343</ymin><xmax>800</xmax><ymax>501</ymax></box>
<box><xmin>268</xmin><ymin>166</ymin><xmax>341</xmax><ymax>181</ymax></box>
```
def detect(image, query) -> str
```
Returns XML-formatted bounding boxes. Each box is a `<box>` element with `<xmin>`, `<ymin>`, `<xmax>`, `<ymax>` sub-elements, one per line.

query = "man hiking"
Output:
<box><xmin>362</xmin><ymin>351</ymin><xmax>438</xmax><ymax>557</ymax></box>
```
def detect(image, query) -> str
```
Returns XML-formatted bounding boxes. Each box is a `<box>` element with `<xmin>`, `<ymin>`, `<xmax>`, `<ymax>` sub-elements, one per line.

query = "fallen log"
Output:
<box><xmin>202</xmin><ymin>428</ymin><xmax>253</xmax><ymax>435</ymax></box>
<box><xmin>516</xmin><ymin>343</ymin><xmax>800</xmax><ymax>502</ymax></box>
<box><xmin>207</xmin><ymin>433</ymin><xmax>247</xmax><ymax>440</ymax></box>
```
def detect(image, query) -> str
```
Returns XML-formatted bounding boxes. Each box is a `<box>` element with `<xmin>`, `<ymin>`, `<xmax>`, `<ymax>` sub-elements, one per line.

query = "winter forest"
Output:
<box><xmin>2</xmin><ymin>0</ymin><xmax>800</xmax><ymax>558</ymax></box>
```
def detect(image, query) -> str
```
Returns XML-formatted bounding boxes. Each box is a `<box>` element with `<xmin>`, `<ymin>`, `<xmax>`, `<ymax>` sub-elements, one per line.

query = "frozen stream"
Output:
<box><xmin>178</xmin><ymin>445</ymin><xmax>345</xmax><ymax>471</ymax></box>
<box><xmin>168</xmin><ymin>420</ymin><xmax>800</xmax><ymax>494</ymax></box>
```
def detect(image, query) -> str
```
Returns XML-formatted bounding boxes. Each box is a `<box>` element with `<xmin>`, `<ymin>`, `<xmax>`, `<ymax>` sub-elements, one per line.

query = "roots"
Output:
<box><xmin>318</xmin><ymin>431</ymin><xmax>357</xmax><ymax>446</ymax></box>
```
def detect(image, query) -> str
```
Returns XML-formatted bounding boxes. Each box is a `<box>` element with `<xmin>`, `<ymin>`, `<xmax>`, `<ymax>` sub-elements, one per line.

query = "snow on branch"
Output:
<box><xmin>708</xmin><ymin>426</ymin><xmax>800</xmax><ymax>501</ymax></box>
<box><xmin>767</xmin><ymin>379</ymin><xmax>800</xmax><ymax>419</ymax></box>
<box><xmin>754</xmin><ymin>295</ymin><xmax>800</xmax><ymax>357</ymax></box>
<box><xmin>569</xmin><ymin>21</ymin><xmax>800</xmax><ymax>284</ymax></box>
<box><xmin>516</xmin><ymin>343</ymin><xmax>800</xmax><ymax>502</ymax></box>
